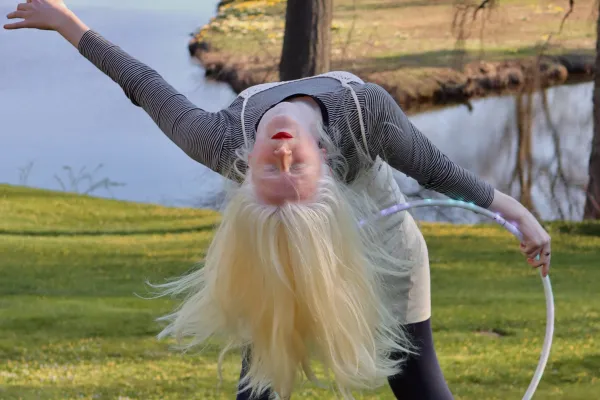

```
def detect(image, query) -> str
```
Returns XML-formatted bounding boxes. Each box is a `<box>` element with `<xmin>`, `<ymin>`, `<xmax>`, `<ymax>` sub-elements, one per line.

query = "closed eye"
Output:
<box><xmin>263</xmin><ymin>164</ymin><xmax>278</xmax><ymax>173</ymax></box>
<box><xmin>264</xmin><ymin>163</ymin><xmax>306</xmax><ymax>174</ymax></box>
<box><xmin>290</xmin><ymin>163</ymin><xmax>306</xmax><ymax>173</ymax></box>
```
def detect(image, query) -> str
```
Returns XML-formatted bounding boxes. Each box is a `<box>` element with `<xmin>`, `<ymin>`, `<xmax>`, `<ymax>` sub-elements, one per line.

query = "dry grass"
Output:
<box><xmin>330</xmin><ymin>0</ymin><xmax>595</xmax><ymax>64</ymax></box>
<box><xmin>192</xmin><ymin>0</ymin><xmax>597</xmax><ymax>112</ymax></box>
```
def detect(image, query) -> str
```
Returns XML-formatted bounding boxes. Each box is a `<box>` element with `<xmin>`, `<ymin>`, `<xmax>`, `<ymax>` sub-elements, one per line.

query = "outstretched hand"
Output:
<box><xmin>4</xmin><ymin>0</ymin><xmax>72</xmax><ymax>31</ymax></box>
<box><xmin>5</xmin><ymin>0</ymin><xmax>89</xmax><ymax>47</ymax></box>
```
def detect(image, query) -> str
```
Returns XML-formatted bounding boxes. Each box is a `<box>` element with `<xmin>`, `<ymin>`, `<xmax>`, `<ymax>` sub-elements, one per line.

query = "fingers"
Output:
<box><xmin>4</xmin><ymin>4</ymin><xmax>32</xmax><ymax>30</ymax></box>
<box><xmin>527</xmin><ymin>256</ymin><xmax>550</xmax><ymax>277</ymax></box>
<box><xmin>17</xmin><ymin>2</ymin><xmax>33</xmax><ymax>11</ymax></box>
<box><xmin>6</xmin><ymin>2</ymin><xmax>33</xmax><ymax>19</ymax></box>
<box><xmin>520</xmin><ymin>242</ymin><xmax>540</xmax><ymax>258</ymax></box>
<box><xmin>541</xmin><ymin>262</ymin><xmax>550</xmax><ymax>277</ymax></box>
<box><xmin>527</xmin><ymin>256</ymin><xmax>544</xmax><ymax>267</ymax></box>
<box><xmin>4</xmin><ymin>20</ymin><xmax>29</xmax><ymax>29</ymax></box>
<box><xmin>538</xmin><ymin>242</ymin><xmax>551</xmax><ymax>277</ymax></box>
<box><xmin>539</xmin><ymin>242</ymin><xmax>551</xmax><ymax>263</ymax></box>
<box><xmin>525</xmin><ymin>243</ymin><xmax>551</xmax><ymax>277</ymax></box>
<box><xmin>520</xmin><ymin>233</ymin><xmax>551</xmax><ymax>255</ymax></box>
<box><xmin>539</xmin><ymin>257</ymin><xmax>551</xmax><ymax>274</ymax></box>
<box><xmin>6</xmin><ymin>10</ymin><xmax>30</xmax><ymax>19</ymax></box>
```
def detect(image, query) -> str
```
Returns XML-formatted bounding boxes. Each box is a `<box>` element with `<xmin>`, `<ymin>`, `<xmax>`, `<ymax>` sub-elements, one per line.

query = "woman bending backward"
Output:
<box><xmin>5</xmin><ymin>2</ymin><xmax>553</xmax><ymax>399</ymax></box>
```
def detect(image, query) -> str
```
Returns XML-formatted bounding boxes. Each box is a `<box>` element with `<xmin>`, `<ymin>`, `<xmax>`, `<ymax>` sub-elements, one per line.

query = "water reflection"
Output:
<box><xmin>405</xmin><ymin>82</ymin><xmax>592</xmax><ymax>222</ymax></box>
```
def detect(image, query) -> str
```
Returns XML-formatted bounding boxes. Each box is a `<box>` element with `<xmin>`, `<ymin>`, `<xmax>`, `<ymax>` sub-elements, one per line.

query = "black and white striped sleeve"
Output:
<box><xmin>77</xmin><ymin>30</ymin><xmax>236</xmax><ymax>175</ymax></box>
<box><xmin>361</xmin><ymin>83</ymin><xmax>495</xmax><ymax>208</ymax></box>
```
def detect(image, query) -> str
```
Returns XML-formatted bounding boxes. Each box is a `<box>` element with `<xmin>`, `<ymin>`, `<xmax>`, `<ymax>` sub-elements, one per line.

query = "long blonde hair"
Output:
<box><xmin>154</xmin><ymin>119</ymin><xmax>416</xmax><ymax>399</ymax></box>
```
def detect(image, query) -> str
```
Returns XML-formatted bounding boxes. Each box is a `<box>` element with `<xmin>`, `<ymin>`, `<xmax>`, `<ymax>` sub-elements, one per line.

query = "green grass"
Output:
<box><xmin>1</xmin><ymin>183</ymin><xmax>599</xmax><ymax>399</ymax></box>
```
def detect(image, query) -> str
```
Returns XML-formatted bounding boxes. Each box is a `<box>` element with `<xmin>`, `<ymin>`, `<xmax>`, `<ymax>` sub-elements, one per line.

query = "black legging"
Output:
<box><xmin>235</xmin><ymin>318</ymin><xmax>454</xmax><ymax>400</ymax></box>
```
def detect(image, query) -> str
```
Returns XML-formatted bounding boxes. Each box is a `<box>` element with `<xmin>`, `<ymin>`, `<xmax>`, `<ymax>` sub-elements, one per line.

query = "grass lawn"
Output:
<box><xmin>192</xmin><ymin>0</ymin><xmax>597</xmax><ymax>112</ymax></box>
<box><xmin>1</xmin><ymin>183</ymin><xmax>599</xmax><ymax>399</ymax></box>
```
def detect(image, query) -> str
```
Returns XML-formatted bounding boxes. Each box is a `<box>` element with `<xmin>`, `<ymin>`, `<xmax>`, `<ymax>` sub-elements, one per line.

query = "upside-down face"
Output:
<box><xmin>249</xmin><ymin>99</ymin><xmax>325</xmax><ymax>205</ymax></box>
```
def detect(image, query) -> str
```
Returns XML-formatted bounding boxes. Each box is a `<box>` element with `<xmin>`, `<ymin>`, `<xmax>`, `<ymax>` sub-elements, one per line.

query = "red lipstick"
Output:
<box><xmin>272</xmin><ymin>131</ymin><xmax>293</xmax><ymax>140</ymax></box>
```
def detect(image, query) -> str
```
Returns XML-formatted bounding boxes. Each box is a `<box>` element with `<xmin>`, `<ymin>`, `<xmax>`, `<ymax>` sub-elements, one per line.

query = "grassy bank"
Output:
<box><xmin>1</xmin><ymin>183</ymin><xmax>599</xmax><ymax>399</ymax></box>
<box><xmin>190</xmin><ymin>0</ymin><xmax>597</xmax><ymax>113</ymax></box>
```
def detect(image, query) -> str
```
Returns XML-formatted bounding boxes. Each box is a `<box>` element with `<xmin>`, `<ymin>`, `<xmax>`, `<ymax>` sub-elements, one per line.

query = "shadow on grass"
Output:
<box><xmin>0</xmin><ymin>384</ymin><xmax>230</xmax><ymax>400</ymax></box>
<box><xmin>549</xmin><ymin>354</ymin><xmax>600</xmax><ymax>383</ymax></box>
<box><xmin>0</xmin><ymin>224</ymin><xmax>217</xmax><ymax>237</ymax></box>
<box><xmin>337</xmin><ymin>0</ymin><xmax>456</xmax><ymax>13</ymax></box>
<box><xmin>1</xmin><ymin>316</ymin><xmax>159</xmax><ymax>340</ymax></box>
<box><xmin>546</xmin><ymin>220</ymin><xmax>600</xmax><ymax>237</ymax></box>
<box><xmin>346</xmin><ymin>47</ymin><xmax>595</xmax><ymax>73</ymax></box>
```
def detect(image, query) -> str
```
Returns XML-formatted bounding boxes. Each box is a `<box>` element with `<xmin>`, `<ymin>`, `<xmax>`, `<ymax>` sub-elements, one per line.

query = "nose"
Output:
<box><xmin>274</xmin><ymin>146</ymin><xmax>292</xmax><ymax>172</ymax></box>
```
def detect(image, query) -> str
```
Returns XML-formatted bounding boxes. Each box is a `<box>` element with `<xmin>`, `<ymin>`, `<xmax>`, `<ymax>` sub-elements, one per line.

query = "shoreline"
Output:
<box><xmin>189</xmin><ymin>40</ymin><xmax>595</xmax><ymax>114</ymax></box>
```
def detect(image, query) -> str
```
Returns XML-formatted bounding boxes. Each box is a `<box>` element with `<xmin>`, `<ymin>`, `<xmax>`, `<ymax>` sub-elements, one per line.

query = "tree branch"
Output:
<box><xmin>558</xmin><ymin>0</ymin><xmax>575</xmax><ymax>35</ymax></box>
<box><xmin>473</xmin><ymin>0</ymin><xmax>493</xmax><ymax>21</ymax></box>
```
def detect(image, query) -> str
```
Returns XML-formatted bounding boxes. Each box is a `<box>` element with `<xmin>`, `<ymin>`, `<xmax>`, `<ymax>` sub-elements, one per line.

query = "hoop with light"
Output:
<box><xmin>360</xmin><ymin>199</ymin><xmax>554</xmax><ymax>400</ymax></box>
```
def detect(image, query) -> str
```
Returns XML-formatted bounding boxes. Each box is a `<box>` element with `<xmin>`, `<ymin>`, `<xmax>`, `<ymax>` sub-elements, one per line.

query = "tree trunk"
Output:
<box><xmin>584</xmin><ymin>2</ymin><xmax>600</xmax><ymax>219</ymax></box>
<box><xmin>515</xmin><ymin>92</ymin><xmax>537</xmax><ymax>216</ymax></box>
<box><xmin>279</xmin><ymin>0</ymin><xmax>333</xmax><ymax>81</ymax></box>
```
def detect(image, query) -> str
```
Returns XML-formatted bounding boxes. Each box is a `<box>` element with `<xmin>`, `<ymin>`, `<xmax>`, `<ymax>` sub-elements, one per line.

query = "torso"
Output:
<box><xmin>237</xmin><ymin>71</ymin><xmax>409</xmax><ymax>223</ymax></box>
<box><xmin>228</xmin><ymin>71</ymin><xmax>373</xmax><ymax>183</ymax></box>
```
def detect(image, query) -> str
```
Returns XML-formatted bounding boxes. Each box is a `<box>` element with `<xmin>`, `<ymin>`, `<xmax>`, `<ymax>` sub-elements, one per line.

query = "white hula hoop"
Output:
<box><xmin>360</xmin><ymin>199</ymin><xmax>554</xmax><ymax>400</ymax></box>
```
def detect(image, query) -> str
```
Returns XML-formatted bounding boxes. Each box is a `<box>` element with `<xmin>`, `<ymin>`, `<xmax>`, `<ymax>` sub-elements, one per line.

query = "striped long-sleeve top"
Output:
<box><xmin>77</xmin><ymin>30</ymin><xmax>495</xmax><ymax>208</ymax></box>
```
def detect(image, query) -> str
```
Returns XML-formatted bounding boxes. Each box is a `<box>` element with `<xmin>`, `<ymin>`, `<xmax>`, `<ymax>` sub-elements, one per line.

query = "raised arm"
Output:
<box><xmin>359</xmin><ymin>83</ymin><xmax>495</xmax><ymax>208</ymax></box>
<box><xmin>5</xmin><ymin>0</ymin><xmax>236</xmax><ymax>175</ymax></box>
<box><xmin>76</xmin><ymin>30</ymin><xmax>236</xmax><ymax>174</ymax></box>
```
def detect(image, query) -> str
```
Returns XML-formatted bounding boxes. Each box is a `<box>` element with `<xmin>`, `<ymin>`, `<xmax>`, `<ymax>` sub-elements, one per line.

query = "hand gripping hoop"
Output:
<box><xmin>360</xmin><ymin>199</ymin><xmax>554</xmax><ymax>400</ymax></box>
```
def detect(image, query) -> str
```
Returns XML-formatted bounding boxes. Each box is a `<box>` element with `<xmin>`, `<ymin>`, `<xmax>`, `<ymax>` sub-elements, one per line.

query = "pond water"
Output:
<box><xmin>0</xmin><ymin>0</ymin><xmax>592</xmax><ymax>222</ymax></box>
<box><xmin>405</xmin><ymin>82</ymin><xmax>592</xmax><ymax>222</ymax></box>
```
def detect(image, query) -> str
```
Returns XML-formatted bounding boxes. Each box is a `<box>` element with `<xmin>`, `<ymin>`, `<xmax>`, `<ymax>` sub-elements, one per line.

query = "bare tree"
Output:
<box><xmin>450</xmin><ymin>0</ymin><xmax>590</xmax><ymax>220</ymax></box>
<box><xmin>279</xmin><ymin>0</ymin><xmax>333</xmax><ymax>81</ymax></box>
<box><xmin>514</xmin><ymin>85</ymin><xmax>538</xmax><ymax>216</ymax></box>
<box><xmin>584</xmin><ymin>0</ymin><xmax>600</xmax><ymax>219</ymax></box>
